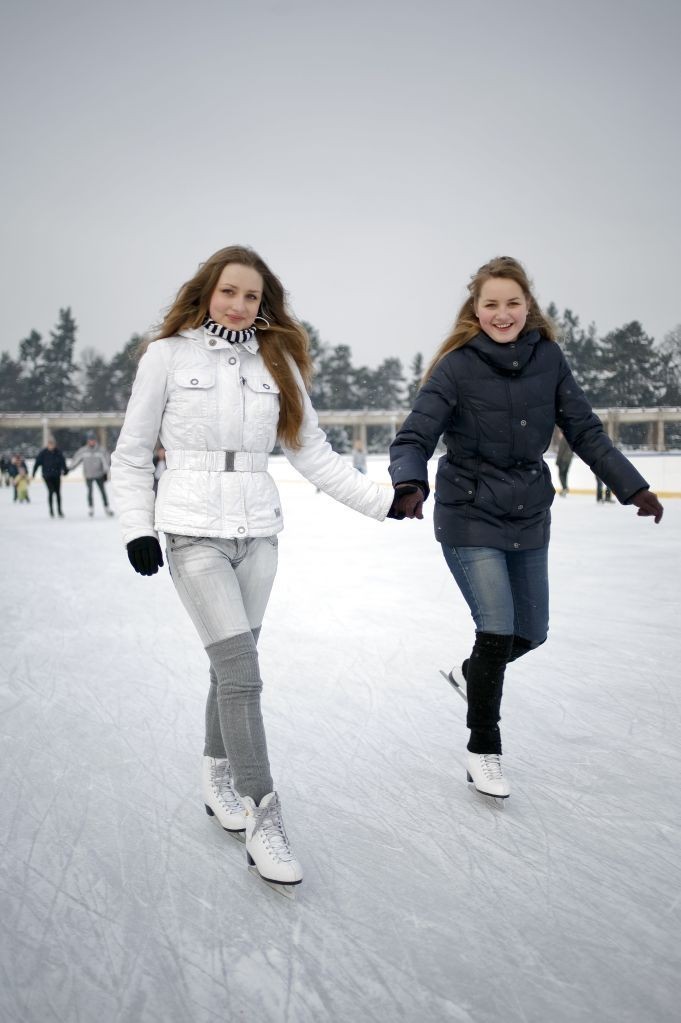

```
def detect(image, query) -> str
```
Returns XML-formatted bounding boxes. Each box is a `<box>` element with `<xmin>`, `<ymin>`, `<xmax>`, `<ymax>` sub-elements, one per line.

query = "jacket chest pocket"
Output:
<box><xmin>170</xmin><ymin>369</ymin><xmax>217</xmax><ymax>419</ymax></box>
<box><xmin>241</xmin><ymin>373</ymin><xmax>281</xmax><ymax>427</ymax></box>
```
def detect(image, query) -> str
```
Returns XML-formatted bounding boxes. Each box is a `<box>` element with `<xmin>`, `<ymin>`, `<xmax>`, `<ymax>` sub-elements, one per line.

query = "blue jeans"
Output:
<box><xmin>441</xmin><ymin>544</ymin><xmax>549</xmax><ymax>643</ymax></box>
<box><xmin>441</xmin><ymin>544</ymin><xmax>549</xmax><ymax>752</ymax></box>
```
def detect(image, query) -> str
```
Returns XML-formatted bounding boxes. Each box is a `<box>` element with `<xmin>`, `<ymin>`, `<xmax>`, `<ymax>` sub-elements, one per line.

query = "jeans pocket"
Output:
<box><xmin>167</xmin><ymin>533</ymin><xmax>206</xmax><ymax>552</ymax></box>
<box><xmin>264</xmin><ymin>535</ymin><xmax>279</xmax><ymax>548</ymax></box>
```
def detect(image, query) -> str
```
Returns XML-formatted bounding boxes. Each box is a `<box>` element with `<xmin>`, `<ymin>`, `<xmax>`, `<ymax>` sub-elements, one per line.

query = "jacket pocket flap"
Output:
<box><xmin>174</xmin><ymin>369</ymin><xmax>216</xmax><ymax>389</ymax></box>
<box><xmin>242</xmin><ymin>374</ymin><xmax>280</xmax><ymax>395</ymax></box>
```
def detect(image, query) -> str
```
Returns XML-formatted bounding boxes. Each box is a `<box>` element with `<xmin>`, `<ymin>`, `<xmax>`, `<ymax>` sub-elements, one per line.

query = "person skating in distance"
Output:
<box><xmin>69</xmin><ymin>432</ymin><xmax>114</xmax><ymax>517</ymax></box>
<box><xmin>111</xmin><ymin>245</ymin><xmax>404</xmax><ymax>890</ymax></box>
<box><xmin>388</xmin><ymin>256</ymin><xmax>663</xmax><ymax>799</ymax></box>
<box><xmin>33</xmin><ymin>437</ymin><xmax>68</xmax><ymax>517</ymax></box>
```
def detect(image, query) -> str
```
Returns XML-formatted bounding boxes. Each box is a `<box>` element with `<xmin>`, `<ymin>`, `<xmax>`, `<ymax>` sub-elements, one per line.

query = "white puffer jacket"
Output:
<box><xmin>111</xmin><ymin>327</ymin><xmax>393</xmax><ymax>544</ymax></box>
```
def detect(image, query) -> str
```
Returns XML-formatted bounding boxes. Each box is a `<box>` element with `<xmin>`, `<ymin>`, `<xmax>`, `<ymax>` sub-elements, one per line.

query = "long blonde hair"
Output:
<box><xmin>423</xmin><ymin>256</ymin><xmax>556</xmax><ymax>382</ymax></box>
<box><xmin>142</xmin><ymin>246</ymin><xmax>312</xmax><ymax>449</ymax></box>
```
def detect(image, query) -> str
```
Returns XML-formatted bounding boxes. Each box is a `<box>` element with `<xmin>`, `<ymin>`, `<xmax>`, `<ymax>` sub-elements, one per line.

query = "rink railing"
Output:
<box><xmin>1</xmin><ymin>406</ymin><xmax>681</xmax><ymax>451</ymax></box>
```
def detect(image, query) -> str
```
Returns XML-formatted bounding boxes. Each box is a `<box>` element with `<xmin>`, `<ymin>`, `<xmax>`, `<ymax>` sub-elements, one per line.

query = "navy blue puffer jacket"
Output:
<box><xmin>389</xmin><ymin>330</ymin><xmax>648</xmax><ymax>551</ymax></box>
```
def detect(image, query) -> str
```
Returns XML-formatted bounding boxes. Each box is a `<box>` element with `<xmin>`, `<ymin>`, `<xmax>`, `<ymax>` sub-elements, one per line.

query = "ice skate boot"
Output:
<box><xmin>243</xmin><ymin>792</ymin><xmax>303</xmax><ymax>894</ymax></box>
<box><xmin>105</xmin><ymin>508</ymin><xmax>114</xmax><ymax>517</ymax></box>
<box><xmin>466</xmin><ymin>752</ymin><xmax>510</xmax><ymax>799</ymax></box>
<box><xmin>202</xmin><ymin>756</ymin><xmax>246</xmax><ymax>836</ymax></box>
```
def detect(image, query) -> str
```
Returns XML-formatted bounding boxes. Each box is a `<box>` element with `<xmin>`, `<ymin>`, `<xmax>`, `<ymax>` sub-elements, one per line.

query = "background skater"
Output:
<box><xmin>33</xmin><ymin>437</ymin><xmax>68</xmax><ymax>517</ymax></box>
<box><xmin>70</xmin><ymin>431</ymin><xmax>114</xmax><ymax>517</ymax></box>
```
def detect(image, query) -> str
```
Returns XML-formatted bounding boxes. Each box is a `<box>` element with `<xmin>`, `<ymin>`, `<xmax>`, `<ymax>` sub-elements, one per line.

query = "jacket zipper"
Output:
<box><xmin>240</xmin><ymin>376</ymin><xmax>246</xmax><ymax>451</ymax></box>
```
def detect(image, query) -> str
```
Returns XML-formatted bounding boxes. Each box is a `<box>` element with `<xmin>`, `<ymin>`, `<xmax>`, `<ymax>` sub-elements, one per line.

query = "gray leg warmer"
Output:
<box><xmin>204</xmin><ymin>627</ymin><xmax>260</xmax><ymax>758</ymax></box>
<box><xmin>204</xmin><ymin>629</ymin><xmax>272</xmax><ymax>803</ymax></box>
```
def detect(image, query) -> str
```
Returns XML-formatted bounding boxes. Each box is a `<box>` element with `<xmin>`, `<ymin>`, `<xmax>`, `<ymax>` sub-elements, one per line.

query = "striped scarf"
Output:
<box><xmin>203</xmin><ymin>316</ymin><xmax>257</xmax><ymax>345</ymax></box>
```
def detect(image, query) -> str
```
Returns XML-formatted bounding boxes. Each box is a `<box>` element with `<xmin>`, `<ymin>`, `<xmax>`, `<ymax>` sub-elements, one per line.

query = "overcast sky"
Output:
<box><xmin>1</xmin><ymin>0</ymin><xmax>680</xmax><ymax>372</ymax></box>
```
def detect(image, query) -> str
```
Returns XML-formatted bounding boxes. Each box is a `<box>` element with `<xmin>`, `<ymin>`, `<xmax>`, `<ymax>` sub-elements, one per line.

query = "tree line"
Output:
<box><xmin>1</xmin><ymin>306</ymin><xmax>680</xmax><ymax>451</ymax></box>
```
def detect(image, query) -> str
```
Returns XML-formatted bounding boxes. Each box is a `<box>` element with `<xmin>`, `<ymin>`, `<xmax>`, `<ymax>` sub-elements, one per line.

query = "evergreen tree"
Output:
<box><xmin>43</xmin><ymin>308</ymin><xmax>79</xmax><ymax>411</ymax></box>
<box><xmin>0</xmin><ymin>351</ymin><xmax>23</xmax><ymax>411</ymax></box>
<box><xmin>553</xmin><ymin>308</ymin><xmax>601</xmax><ymax>400</ymax></box>
<box><xmin>658</xmin><ymin>325</ymin><xmax>681</xmax><ymax>404</ymax></box>
<box><xmin>109</xmin><ymin>335</ymin><xmax>143</xmax><ymax>409</ymax></box>
<box><xmin>658</xmin><ymin>325</ymin><xmax>681</xmax><ymax>447</ymax></box>
<box><xmin>321</xmin><ymin>345</ymin><xmax>359</xmax><ymax>409</ymax></box>
<box><xmin>79</xmin><ymin>349</ymin><xmax>117</xmax><ymax>411</ymax></box>
<box><xmin>597</xmin><ymin>321</ymin><xmax>665</xmax><ymax>407</ymax></box>
<box><xmin>301</xmin><ymin>321</ymin><xmax>328</xmax><ymax>407</ymax></box>
<box><xmin>362</xmin><ymin>357</ymin><xmax>405</xmax><ymax>409</ymax></box>
<box><xmin>17</xmin><ymin>330</ymin><xmax>46</xmax><ymax>409</ymax></box>
<box><xmin>407</xmin><ymin>353</ymin><xmax>424</xmax><ymax>404</ymax></box>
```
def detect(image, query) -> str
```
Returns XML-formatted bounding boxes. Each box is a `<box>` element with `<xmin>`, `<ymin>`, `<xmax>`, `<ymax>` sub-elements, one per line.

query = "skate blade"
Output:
<box><xmin>439</xmin><ymin>669</ymin><xmax>468</xmax><ymax>703</ymax></box>
<box><xmin>466</xmin><ymin>774</ymin><xmax>509</xmax><ymax>805</ymax></box>
<box><xmin>205</xmin><ymin>804</ymin><xmax>246</xmax><ymax>842</ymax></box>
<box><xmin>247</xmin><ymin>864</ymin><xmax>300</xmax><ymax>900</ymax></box>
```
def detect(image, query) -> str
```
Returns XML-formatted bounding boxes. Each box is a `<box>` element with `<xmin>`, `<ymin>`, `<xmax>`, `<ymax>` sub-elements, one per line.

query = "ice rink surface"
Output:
<box><xmin>1</xmin><ymin>459</ymin><xmax>680</xmax><ymax>1023</ymax></box>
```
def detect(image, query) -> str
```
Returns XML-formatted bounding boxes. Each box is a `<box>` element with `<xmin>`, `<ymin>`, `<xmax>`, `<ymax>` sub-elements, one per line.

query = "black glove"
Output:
<box><xmin>127</xmin><ymin>536</ymin><xmax>164</xmax><ymax>576</ymax></box>
<box><xmin>629</xmin><ymin>488</ymin><xmax>664</xmax><ymax>524</ymax></box>
<box><xmin>388</xmin><ymin>483</ymin><xmax>426</xmax><ymax>520</ymax></box>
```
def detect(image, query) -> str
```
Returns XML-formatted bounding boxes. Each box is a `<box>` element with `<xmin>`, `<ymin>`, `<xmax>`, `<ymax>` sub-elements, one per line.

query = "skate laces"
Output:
<box><xmin>252</xmin><ymin>795</ymin><xmax>293</xmax><ymax>861</ymax></box>
<box><xmin>211</xmin><ymin>760</ymin><xmax>243</xmax><ymax>812</ymax></box>
<box><xmin>479</xmin><ymin>754</ymin><xmax>504</xmax><ymax>780</ymax></box>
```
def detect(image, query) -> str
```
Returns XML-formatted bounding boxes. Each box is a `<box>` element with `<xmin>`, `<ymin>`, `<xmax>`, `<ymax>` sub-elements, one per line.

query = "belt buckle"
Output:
<box><xmin>224</xmin><ymin>451</ymin><xmax>235</xmax><ymax>471</ymax></box>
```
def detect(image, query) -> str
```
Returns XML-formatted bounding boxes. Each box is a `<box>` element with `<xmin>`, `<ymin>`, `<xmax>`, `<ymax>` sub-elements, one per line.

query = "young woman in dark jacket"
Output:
<box><xmin>388</xmin><ymin>256</ymin><xmax>663</xmax><ymax>798</ymax></box>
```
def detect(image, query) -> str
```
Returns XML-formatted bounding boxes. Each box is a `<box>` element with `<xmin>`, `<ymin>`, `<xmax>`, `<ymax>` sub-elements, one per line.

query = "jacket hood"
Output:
<box><xmin>468</xmin><ymin>329</ymin><xmax>542</xmax><ymax>374</ymax></box>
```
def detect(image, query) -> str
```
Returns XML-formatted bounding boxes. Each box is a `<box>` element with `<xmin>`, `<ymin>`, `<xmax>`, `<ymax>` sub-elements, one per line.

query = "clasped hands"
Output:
<box><xmin>388</xmin><ymin>482</ymin><xmax>426</xmax><ymax>520</ymax></box>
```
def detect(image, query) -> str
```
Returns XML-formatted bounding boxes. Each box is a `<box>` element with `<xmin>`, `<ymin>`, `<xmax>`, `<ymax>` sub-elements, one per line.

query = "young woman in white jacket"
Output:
<box><xmin>111</xmin><ymin>246</ymin><xmax>396</xmax><ymax>890</ymax></box>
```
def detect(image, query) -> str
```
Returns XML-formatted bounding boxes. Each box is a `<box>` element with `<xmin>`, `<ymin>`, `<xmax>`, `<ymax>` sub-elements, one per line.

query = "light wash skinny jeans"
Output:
<box><xmin>165</xmin><ymin>534</ymin><xmax>278</xmax><ymax>794</ymax></box>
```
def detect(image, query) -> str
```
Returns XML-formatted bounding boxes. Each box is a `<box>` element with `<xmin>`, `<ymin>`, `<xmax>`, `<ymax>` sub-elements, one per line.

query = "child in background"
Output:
<box><xmin>14</xmin><ymin>466</ymin><xmax>31</xmax><ymax>503</ymax></box>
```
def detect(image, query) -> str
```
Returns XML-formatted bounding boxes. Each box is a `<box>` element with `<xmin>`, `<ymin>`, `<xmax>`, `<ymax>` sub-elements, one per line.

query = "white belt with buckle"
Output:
<box><xmin>165</xmin><ymin>450</ymin><xmax>269</xmax><ymax>472</ymax></box>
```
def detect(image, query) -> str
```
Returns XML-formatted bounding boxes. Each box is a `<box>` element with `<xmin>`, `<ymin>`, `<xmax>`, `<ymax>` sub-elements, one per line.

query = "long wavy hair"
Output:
<box><xmin>423</xmin><ymin>256</ymin><xmax>556</xmax><ymax>383</ymax></box>
<box><xmin>142</xmin><ymin>246</ymin><xmax>312</xmax><ymax>449</ymax></box>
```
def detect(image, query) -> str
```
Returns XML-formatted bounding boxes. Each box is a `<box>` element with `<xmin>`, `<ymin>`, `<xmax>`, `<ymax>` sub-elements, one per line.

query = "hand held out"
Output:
<box><xmin>630</xmin><ymin>488</ymin><xmax>663</xmax><ymax>524</ymax></box>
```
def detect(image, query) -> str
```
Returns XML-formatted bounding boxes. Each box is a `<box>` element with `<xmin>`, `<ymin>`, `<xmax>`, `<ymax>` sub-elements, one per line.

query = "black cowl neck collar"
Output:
<box><xmin>468</xmin><ymin>329</ymin><xmax>541</xmax><ymax>374</ymax></box>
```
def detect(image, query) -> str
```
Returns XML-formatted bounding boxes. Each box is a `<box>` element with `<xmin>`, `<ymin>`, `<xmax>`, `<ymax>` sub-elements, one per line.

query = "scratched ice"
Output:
<box><xmin>1</xmin><ymin>458</ymin><xmax>679</xmax><ymax>1023</ymax></box>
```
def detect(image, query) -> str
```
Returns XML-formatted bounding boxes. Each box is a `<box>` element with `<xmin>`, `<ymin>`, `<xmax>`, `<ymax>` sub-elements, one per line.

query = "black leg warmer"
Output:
<box><xmin>465</xmin><ymin>632</ymin><xmax>514</xmax><ymax>755</ymax></box>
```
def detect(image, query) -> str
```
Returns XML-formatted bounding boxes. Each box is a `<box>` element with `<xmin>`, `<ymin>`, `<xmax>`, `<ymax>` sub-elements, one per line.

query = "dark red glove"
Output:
<box><xmin>127</xmin><ymin>536</ymin><xmax>164</xmax><ymax>575</ymax></box>
<box><xmin>629</xmin><ymin>489</ymin><xmax>663</xmax><ymax>524</ymax></box>
<box><xmin>388</xmin><ymin>483</ymin><xmax>426</xmax><ymax>520</ymax></box>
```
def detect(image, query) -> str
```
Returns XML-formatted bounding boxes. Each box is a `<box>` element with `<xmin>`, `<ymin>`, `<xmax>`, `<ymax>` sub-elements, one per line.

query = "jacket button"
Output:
<box><xmin>229</xmin><ymin>357</ymin><xmax>237</xmax><ymax>365</ymax></box>
<box><xmin>512</xmin><ymin>360</ymin><xmax>519</xmax><ymax>367</ymax></box>
<box><xmin>237</xmin><ymin>526</ymin><xmax>246</xmax><ymax>534</ymax></box>
<box><xmin>467</xmin><ymin>490</ymin><xmax>473</xmax><ymax>495</ymax></box>
<box><xmin>517</xmin><ymin>504</ymin><xmax>524</xmax><ymax>510</ymax></box>
<box><xmin>190</xmin><ymin>378</ymin><xmax>198</xmax><ymax>385</ymax></box>
<box><xmin>520</xmin><ymin>419</ymin><xmax>527</xmax><ymax>426</ymax></box>
<box><xmin>209</xmin><ymin>338</ymin><xmax>217</xmax><ymax>347</ymax></box>
<box><xmin>513</xmin><ymin>542</ymin><xmax>520</xmax><ymax>548</ymax></box>
<box><xmin>263</xmin><ymin>383</ymin><xmax>270</xmax><ymax>390</ymax></box>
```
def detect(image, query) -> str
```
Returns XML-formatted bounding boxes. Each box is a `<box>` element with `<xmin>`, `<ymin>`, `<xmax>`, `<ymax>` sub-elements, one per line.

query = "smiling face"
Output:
<box><xmin>474</xmin><ymin>277</ymin><xmax>529</xmax><ymax>344</ymax></box>
<box><xmin>208</xmin><ymin>263</ymin><xmax>264</xmax><ymax>331</ymax></box>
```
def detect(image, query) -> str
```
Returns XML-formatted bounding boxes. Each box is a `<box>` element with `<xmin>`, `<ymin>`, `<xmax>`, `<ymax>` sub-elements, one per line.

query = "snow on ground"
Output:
<box><xmin>1</xmin><ymin>459</ymin><xmax>680</xmax><ymax>1023</ymax></box>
